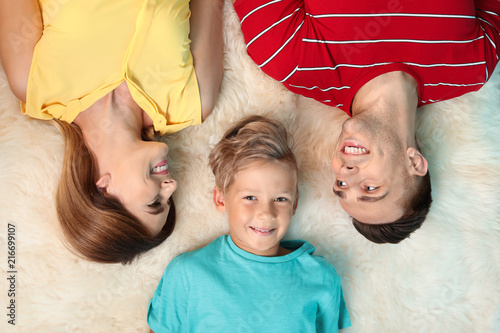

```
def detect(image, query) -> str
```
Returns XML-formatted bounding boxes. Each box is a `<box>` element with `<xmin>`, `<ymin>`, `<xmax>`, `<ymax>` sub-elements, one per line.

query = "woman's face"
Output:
<box><xmin>103</xmin><ymin>140</ymin><xmax>177</xmax><ymax>235</ymax></box>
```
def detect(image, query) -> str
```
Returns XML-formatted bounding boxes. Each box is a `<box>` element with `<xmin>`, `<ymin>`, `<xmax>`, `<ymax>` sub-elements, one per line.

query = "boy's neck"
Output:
<box><xmin>277</xmin><ymin>246</ymin><xmax>292</xmax><ymax>256</ymax></box>
<box><xmin>230</xmin><ymin>235</ymin><xmax>291</xmax><ymax>257</ymax></box>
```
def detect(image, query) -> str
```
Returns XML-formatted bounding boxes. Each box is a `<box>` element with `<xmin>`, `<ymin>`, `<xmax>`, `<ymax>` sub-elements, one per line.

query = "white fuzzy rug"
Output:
<box><xmin>1</xmin><ymin>2</ymin><xmax>500</xmax><ymax>332</ymax></box>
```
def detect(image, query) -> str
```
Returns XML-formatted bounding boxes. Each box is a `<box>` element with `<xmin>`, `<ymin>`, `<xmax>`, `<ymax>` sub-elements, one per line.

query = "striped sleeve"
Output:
<box><xmin>234</xmin><ymin>0</ymin><xmax>306</xmax><ymax>82</ymax></box>
<box><xmin>475</xmin><ymin>0</ymin><xmax>500</xmax><ymax>81</ymax></box>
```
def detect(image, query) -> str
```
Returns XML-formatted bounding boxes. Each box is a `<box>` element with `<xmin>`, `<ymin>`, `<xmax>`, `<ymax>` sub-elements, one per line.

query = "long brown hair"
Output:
<box><xmin>54</xmin><ymin>121</ymin><xmax>175</xmax><ymax>264</ymax></box>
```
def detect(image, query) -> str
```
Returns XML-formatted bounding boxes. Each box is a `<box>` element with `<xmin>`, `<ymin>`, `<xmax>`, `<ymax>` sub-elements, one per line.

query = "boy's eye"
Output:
<box><xmin>337</xmin><ymin>180</ymin><xmax>347</xmax><ymax>187</ymax></box>
<box><xmin>244</xmin><ymin>196</ymin><xmax>256</xmax><ymax>200</ymax></box>
<box><xmin>276</xmin><ymin>197</ymin><xmax>288</xmax><ymax>202</ymax></box>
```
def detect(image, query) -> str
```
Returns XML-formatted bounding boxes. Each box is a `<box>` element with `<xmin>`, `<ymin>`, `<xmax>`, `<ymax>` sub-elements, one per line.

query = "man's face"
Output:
<box><xmin>331</xmin><ymin>116</ymin><xmax>410</xmax><ymax>224</ymax></box>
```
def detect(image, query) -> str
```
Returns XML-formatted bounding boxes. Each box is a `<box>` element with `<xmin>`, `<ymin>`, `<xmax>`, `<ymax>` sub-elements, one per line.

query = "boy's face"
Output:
<box><xmin>213</xmin><ymin>161</ymin><xmax>298</xmax><ymax>257</ymax></box>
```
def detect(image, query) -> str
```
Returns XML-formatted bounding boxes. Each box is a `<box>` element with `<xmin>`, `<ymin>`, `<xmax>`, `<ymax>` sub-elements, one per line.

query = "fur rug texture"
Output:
<box><xmin>1</xmin><ymin>2</ymin><xmax>500</xmax><ymax>332</ymax></box>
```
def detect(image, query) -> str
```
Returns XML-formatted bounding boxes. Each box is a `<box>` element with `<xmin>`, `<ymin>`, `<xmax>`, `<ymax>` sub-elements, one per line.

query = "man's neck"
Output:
<box><xmin>351</xmin><ymin>71</ymin><xmax>419</xmax><ymax>146</ymax></box>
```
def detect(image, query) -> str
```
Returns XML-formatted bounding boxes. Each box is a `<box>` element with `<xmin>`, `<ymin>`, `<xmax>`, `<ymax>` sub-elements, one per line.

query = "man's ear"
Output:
<box><xmin>96</xmin><ymin>174</ymin><xmax>111</xmax><ymax>194</ymax></box>
<box><xmin>407</xmin><ymin>147</ymin><xmax>428</xmax><ymax>177</ymax></box>
<box><xmin>213</xmin><ymin>186</ymin><xmax>226</xmax><ymax>212</ymax></box>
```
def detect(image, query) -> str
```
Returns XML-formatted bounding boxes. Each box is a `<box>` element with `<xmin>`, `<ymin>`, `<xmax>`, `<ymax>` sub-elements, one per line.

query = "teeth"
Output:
<box><xmin>152</xmin><ymin>164</ymin><xmax>168</xmax><ymax>173</ymax></box>
<box><xmin>344</xmin><ymin>146</ymin><xmax>368</xmax><ymax>154</ymax></box>
<box><xmin>252</xmin><ymin>227</ymin><xmax>272</xmax><ymax>233</ymax></box>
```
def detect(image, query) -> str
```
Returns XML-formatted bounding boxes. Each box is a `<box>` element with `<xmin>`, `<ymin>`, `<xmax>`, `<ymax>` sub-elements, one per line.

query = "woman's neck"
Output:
<box><xmin>73</xmin><ymin>85</ymin><xmax>145</xmax><ymax>174</ymax></box>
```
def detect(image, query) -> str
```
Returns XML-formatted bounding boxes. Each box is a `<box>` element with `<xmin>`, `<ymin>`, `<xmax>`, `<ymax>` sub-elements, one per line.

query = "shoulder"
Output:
<box><xmin>167</xmin><ymin>236</ymin><xmax>227</xmax><ymax>270</ymax></box>
<box><xmin>290</xmin><ymin>240</ymin><xmax>342</xmax><ymax>282</ymax></box>
<box><xmin>156</xmin><ymin>236</ymin><xmax>231</xmax><ymax>296</ymax></box>
<box><xmin>157</xmin><ymin>243</ymin><xmax>213</xmax><ymax>289</ymax></box>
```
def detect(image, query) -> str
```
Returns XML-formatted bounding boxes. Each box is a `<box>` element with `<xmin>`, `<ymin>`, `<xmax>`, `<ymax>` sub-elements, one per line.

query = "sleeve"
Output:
<box><xmin>232</xmin><ymin>0</ymin><xmax>305</xmax><ymax>82</ymax></box>
<box><xmin>147</xmin><ymin>255</ymin><xmax>189</xmax><ymax>333</ymax></box>
<box><xmin>475</xmin><ymin>0</ymin><xmax>500</xmax><ymax>80</ymax></box>
<box><xmin>337</xmin><ymin>287</ymin><xmax>352</xmax><ymax>330</ymax></box>
<box><xmin>315</xmin><ymin>266</ymin><xmax>351</xmax><ymax>332</ymax></box>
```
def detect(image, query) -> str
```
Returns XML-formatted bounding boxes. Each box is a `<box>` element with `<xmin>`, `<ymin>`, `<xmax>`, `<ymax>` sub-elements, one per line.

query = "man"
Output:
<box><xmin>233</xmin><ymin>0</ymin><xmax>500</xmax><ymax>243</ymax></box>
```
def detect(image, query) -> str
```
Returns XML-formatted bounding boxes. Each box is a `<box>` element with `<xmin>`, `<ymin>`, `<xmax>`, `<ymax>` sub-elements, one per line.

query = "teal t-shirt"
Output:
<box><xmin>148</xmin><ymin>235</ymin><xmax>351</xmax><ymax>332</ymax></box>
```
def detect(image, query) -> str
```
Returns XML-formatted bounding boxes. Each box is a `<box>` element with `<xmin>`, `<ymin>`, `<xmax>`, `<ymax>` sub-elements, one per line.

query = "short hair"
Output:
<box><xmin>352</xmin><ymin>171</ymin><xmax>432</xmax><ymax>244</ymax></box>
<box><xmin>55</xmin><ymin>121</ymin><xmax>176</xmax><ymax>264</ymax></box>
<box><xmin>208</xmin><ymin>115</ymin><xmax>298</xmax><ymax>192</ymax></box>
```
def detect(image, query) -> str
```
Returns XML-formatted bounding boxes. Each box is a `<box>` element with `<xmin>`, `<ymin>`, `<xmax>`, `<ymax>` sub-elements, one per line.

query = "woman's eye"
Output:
<box><xmin>244</xmin><ymin>196</ymin><xmax>256</xmax><ymax>201</ymax></box>
<box><xmin>337</xmin><ymin>180</ymin><xmax>347</xmax><ymax>187</ymax></box>
<box><xmin>148</xmin><ymin>200</ymin><xmax>161</xmax><ymax>208</ymax></box>
<box><xmin>366</xmin><ymin>186</ymin><xmax>378</xmax><ymax>192</ymax></box>
<box><xmin>276</xmin><ymin>197</ymin><xmax>288</xmax><ymax>202</ymax></box>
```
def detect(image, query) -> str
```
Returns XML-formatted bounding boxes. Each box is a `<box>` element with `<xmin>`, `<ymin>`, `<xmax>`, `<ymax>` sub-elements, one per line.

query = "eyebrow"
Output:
<box><xmin>358</xmin><ymin>193</ymin><xmax>388</xmax><ymax>202</ymax></box>
<box><xmin>146</xmin><ymin>207</ymin><xmax>164</xmax><ymax>215</ymax></box>
<box><xmin>333</xmin><ymin>189</ymin><xmax>346</xmax><ymax>199</ymax></box>
<box><xmin>333</xmin><ymin>189</ymin><xmax>388</xmax><ymax>202</ymax></box>
<box><xmin>237</xmin><ymin>188</ymin><xmax>296</xmax><ymax>196</ymax></box>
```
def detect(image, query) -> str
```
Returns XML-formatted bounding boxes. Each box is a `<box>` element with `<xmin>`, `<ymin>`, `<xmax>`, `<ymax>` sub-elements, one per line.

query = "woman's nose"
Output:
<box><xmin>160</xmin><ymin>179</ymin><xmax>175</xmax><ymax>188</ymax></box>
<box><xmin>159</xmin><ymin>179</ymin><xmax>177</xmax><ymax>195</ymax></box>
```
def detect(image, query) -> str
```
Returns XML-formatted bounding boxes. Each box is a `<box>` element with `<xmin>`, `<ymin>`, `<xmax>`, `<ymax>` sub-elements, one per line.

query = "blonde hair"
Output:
<box><xmin>208</xmin><ymin>115</ymin><xmax>298</xmax><ymax>192</ymax></box>
<box><xmin>54</xmin><ymin>121</ymin><xmax>175</xmax><ymax>264</ymax></box>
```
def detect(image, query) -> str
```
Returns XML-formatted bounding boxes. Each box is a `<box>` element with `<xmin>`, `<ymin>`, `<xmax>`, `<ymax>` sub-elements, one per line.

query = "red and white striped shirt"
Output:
<box><xmin>234</xmin><ymin>0</ymin><xmax>500</xmax><ymax>115</ymax></box>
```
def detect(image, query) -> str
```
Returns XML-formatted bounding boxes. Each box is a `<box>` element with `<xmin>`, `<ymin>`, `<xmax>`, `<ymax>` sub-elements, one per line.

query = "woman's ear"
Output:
<box><xmin>213</xmin><ymin>186</ymin><xmax>226</xmax><ymax>212</ymax></box>
<box><xmin>407</xmin><ymin>147</ymin><xmax>428</xmax><ymax>177</ymax></box>
<box><xmin>96</xmin><ymin>174</ymin><xmax>111</xmax><ymax>194</ymax></box>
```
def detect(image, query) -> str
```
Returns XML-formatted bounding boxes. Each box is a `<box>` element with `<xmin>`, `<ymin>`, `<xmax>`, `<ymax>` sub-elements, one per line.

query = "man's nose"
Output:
<box><xmin>332</xmin><ymin>155</ymin><xmax>358</xmax><ymax>174</ymax></box>
<box><xmin>339</xmin><ymin>164</ymin><xmax>358</xmax><ymax>176</ymax></box>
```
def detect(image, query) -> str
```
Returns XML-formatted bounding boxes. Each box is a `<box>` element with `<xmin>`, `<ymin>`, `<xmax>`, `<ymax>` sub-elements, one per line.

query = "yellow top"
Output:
<box><xmin>21</xmin><ymin>0</ymin><xmax>201</xmax><ymax>135</ymax></box>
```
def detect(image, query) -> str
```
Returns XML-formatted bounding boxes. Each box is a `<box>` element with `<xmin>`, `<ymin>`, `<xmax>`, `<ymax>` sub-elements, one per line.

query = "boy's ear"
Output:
<box><xmin>213</xmin><ymin>186</ymin><xmax>226</xmax><ymax>212</ymax></box>
<box><xmin>292</xmin><ymin>189</ymin><xmax>299</xmax><ymax>215</ymax></box>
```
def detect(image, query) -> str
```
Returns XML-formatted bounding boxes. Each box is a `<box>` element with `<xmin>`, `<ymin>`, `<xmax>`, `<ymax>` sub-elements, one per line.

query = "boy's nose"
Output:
<box><xmin>257</xmin><ymin>203</ymin><xmax>276</xmax><ymax>220</ymax></box>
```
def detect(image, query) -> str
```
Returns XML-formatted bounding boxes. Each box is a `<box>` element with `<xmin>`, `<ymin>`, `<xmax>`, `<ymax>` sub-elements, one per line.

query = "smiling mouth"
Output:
<box><xmin>250</xmin><ymin>226</ymin><xmax>276</xmax><ymax>235</ymax></box>
<box><xmin>342</xmin><ymin>143</ymin><xmax>370</xmax><ymax>155</ymax></box>
<box><xmin>343</xmin><ymin>146</ymin><xmax>369</xmax><ymax>154</ymax></box>
<box><xmin>151</xmin><ymin>160</ymin><xmax>169</xmax><ymax>175</ymax></box>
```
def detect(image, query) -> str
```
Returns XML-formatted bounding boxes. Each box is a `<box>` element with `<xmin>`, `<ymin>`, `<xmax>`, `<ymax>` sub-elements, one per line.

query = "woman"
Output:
<box><xmin>0</xmin><ymin>0</ymin><xmax>223</xmax><ymax>263</ymax></box>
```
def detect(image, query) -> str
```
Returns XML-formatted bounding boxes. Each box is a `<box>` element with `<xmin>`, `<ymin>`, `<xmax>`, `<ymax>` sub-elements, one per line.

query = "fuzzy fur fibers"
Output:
<box><xmin>1</xmin><ymin>2</ymin><xmax>500</xmax><ymax>332</ymax></box>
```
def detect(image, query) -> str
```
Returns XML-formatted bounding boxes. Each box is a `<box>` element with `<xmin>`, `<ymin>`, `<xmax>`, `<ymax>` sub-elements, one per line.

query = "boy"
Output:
<box><xmin>147</xmin><ymin>115</ymin><xmax>351</xmax><ymax>332</ymax></box>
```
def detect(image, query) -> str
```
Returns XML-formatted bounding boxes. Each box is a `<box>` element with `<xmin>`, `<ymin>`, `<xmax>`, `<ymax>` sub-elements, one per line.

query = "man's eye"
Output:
<box><xmin>244</xmin><ymin>196</ymin><xmax>256</xmax><ymax>200</ymax></box>
<box><xmin>337</xmin><ymin>180</ymin><xmax>347</xmax><ymax>187</ymax></box>
<box><xmin>366</xmin><ymin>186</ymin><xmax>378</xmax><ymax>192</ymax></box>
